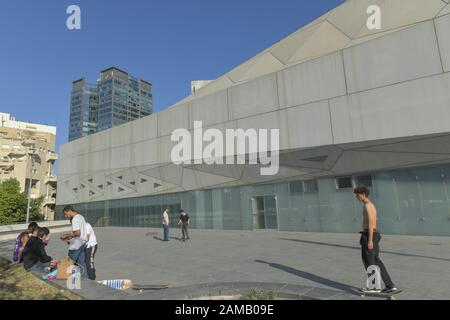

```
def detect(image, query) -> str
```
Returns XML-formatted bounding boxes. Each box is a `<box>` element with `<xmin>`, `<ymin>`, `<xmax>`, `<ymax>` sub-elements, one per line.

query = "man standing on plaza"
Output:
<box><xmin>354</xmin><ymin>185</ymin><xmax>398</xmax><ymax>294</ymax></box>
<box><xmin>162</xmin><ymin>208</ymin><xmax>170</xmax><ymax>241</ymax></box>
<box><xmin>178</xmin><ymin>209</ymin><xmax>190</xmax><ymax>241</ymax></box>
<box><xmin>61</xmin><ymin>205</ymin><xmax>88</xmax><ymax>278</ymax></box>
<box><xmin>85</xmin><ymin>222</ymin><xmax>98</xmax><ymax>280</ymax></box>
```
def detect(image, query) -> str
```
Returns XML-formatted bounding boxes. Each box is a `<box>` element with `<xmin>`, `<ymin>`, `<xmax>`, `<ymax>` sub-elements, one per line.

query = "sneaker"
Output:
<box><xmin>361</xmin><ymin>287</ymin><xmax>381</xmax><ymax>293</ymax></box>
<box><xmin>381</xmin><ymin>287</ymin><xmax>398</xmax><ymax>294</ymax></box>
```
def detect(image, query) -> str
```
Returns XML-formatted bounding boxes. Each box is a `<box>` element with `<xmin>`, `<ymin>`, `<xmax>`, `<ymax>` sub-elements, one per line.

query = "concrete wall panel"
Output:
<box><xmin>435</xmin><ymin>14</ymin><xmax>450</xmax><ymax>72</ymax></box>
<box><xmin>343</xmin><ymin>21</ymin><xmax>443</xmax><ymax>93</ymax></box>
<box><xmin>283</xmin><ymin>101</ymin><xmax>334</xmax><ymax>149</ymax></box>
<box><xmin>109</xmin><ymin>145</ymin><xmax>132</xmax><ymax>170</ymax></box>
<box><xmin>228</xmin><ymin>73</ymin><xmax>279</xmax><ymax>120</ymax></box>
<box><xmin>330</xmin><ymin>72</ymin><xmax>450</xmax><ymax>144</ymax></box>
<box><xmin>236</xmin><ymin>111</ymin><xmax>289</xmax><ymax>151</ymax></box>
<box><xmin>132</xmin><ymin>139</ymin><xmax>159</xmax><ymax>167</ymax></box>
<box><xmin>158</xmin><ymin>103</ymin><xmax>189</xmax><ymax>137</ymax></box>
<box><xmin>277</xmin><ymin>52</ymin><xmax>346</xmax><ymax>108</ymax></box>
<box><xmin>189</xmin><ymin>90</ymin><xmax>229</xmax><ymax>129</ymax></box>
<box><xmin>132</xmin><ymin>114</ymin><xmax>158</xmax><ymax>142</ymax></box>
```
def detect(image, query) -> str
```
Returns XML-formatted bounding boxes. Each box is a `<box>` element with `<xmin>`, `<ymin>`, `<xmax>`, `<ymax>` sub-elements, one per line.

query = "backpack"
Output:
<box><xmin>12</xmin><ymin>231</ymin><xmax>26</xmax><ymax>262</ymax></box>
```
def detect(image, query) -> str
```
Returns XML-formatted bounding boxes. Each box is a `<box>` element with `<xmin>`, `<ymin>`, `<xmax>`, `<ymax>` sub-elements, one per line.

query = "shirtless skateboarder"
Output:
<box><xmin>354</xmin><ymin>185</ymin><xmax>398</xmax><ymax>294</ymax></box>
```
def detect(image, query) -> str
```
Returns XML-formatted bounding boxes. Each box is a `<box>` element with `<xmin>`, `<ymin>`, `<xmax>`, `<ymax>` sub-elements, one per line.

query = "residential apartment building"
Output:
<box><xmin>0</xmin><ymin>113</ymin><xmax>58</xmax><ymax>220</ymax></box>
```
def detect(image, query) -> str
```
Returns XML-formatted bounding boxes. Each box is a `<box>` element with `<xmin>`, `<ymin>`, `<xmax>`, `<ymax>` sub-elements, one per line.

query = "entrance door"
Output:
<box><xmin>251</xmin><ymin>196</ymin><xmax>278</xmax><ymax>230</ymax></box>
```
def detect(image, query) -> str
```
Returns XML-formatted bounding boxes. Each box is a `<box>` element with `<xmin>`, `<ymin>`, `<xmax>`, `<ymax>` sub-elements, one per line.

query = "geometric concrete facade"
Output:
<box><xmin>57</xmin><ymin>1</ymin><xmax>450</xmax><ymax>235</ymax></box>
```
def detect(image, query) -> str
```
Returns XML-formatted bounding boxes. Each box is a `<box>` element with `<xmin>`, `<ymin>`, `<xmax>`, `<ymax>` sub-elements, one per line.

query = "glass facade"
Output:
<box><xmin>97</xmin><ymin>68</ymin><xmax>153</xmax><ymax>132</ymax></box>
<box><xmin>55</xmin><ymin>163</ymin><xmax>450</xmax><ymax>236</ymax></box>
<box><xmin>69</xmin><ymin>80</ymin><xmax>98</xmax><ymax>141</ymax></box>
<box><xmin>69</xmin><ymin>68</ymin><xmax>153</xmax><ymax>141</ymax></box>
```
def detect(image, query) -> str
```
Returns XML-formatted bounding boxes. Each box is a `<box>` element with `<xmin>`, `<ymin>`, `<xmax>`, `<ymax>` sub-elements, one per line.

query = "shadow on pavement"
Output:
<box><xmin>152</xmin><ymin>236</ymin><xmax>184</xmax><ymax>242</ymax></box>
<box><xmin>279</xmin><ymin>238</ymin><xmax>450</xmax><ymax>262</ymax></box>
<box><xmin>255</xmin><ymin>259</ymin><xmax>359</xmax><ymax>294</ymax></box>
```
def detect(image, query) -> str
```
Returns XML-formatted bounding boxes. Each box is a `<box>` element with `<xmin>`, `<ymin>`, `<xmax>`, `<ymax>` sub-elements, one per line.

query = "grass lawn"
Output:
<box><xmin>0</xmin><ymin>257</ymin><xmax>81</xmax><ymax>300</ymax></box>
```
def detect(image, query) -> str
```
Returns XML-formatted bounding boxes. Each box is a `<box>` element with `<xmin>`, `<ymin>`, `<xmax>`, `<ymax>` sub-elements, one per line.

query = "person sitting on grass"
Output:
<box><xmin>12</xmin><ymin>222</ymin><xmax>39</xmax><ymax>263</ymax></box>
<box><xmin>22</xmin><ymin>227</ymin><xmax>55</xmax><ymax>273</ymax></box>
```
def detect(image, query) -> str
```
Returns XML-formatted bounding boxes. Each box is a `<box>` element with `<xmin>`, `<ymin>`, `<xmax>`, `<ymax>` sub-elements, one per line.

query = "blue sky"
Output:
<box><xmin>0</xmin><ymin>0</ymin><xmax>344</xmax><ymax>158</ymax></box>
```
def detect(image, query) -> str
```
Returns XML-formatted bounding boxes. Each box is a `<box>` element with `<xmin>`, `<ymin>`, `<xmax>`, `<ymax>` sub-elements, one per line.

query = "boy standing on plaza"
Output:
<box><xmin>354</xmin><ymin>185</ymin><xmax>398</xmax><ymax>294</ymax></box>
<box><xmin>85</xmin><ymin>222</ymin><xmax>98</xmax><ymax>280</ymax></box>
<box><xmin>162</xmin><ymin>208</ymin><xmax>170</xmax><ymax>241</ymax></box>
<box><xmin>178</xmin><ymin>209</ymin><xmax>190</xmax><ymax>241</ymax></box>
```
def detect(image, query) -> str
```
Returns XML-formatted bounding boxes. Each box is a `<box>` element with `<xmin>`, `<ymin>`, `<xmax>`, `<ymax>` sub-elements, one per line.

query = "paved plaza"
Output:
<box><xmin>1</xmin><ymin>227</ymin><xmax>450</xmax><ymax>300</ymax></box>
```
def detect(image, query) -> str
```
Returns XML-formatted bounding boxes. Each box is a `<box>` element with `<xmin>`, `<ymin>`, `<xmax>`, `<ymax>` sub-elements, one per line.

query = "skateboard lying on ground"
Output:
<box><xmin>354</xmin><ymin>289</ymin><xmax>403</xmax><ymax>300</ymax></box>
<box><xmin>132</xmin><ymin>283</ymin><xmax>170</xmax><ymax>291</ymax></box>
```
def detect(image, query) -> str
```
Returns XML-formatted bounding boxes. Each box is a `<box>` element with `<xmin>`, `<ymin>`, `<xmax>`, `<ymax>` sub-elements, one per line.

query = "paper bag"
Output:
<box><xmin>56</xmin><ymin>257</ymin><xmax>74</xmax><ymax>280</ymax></box>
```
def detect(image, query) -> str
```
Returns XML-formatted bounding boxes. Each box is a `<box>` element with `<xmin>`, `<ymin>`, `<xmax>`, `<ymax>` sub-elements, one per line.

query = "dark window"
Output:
<box><xmin>289</xmin><ymin>181</ymin><xmax>304</xmax><ymax>194</ymax></box>
<box><xmin>336</xmin><ymin>176</ymin><xmax>353</xmax><ymax>189</ymax></box>
<box><xmin>304</xmin><ymin>180</ymin><xmax>319</xmax><ymax>192</ymax></box>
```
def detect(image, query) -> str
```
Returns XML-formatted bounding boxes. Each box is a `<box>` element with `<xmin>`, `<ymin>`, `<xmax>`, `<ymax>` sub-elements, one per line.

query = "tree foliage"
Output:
<box><xmin>0</xmin><ymin>178</ymin><xmax>44</xmax><ymax>224</ymax></box>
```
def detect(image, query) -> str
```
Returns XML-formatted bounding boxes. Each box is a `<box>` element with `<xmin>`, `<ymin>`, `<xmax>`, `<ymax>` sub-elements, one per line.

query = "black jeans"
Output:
<box><xmin>85</xmin><ymin>244</ymin><xmax>98</xmax><ymax>280</ymax></box>
<box><xmin>360</xmin><ymin>231</ymin><xmax>394</xmax><ymax>289</ymax></box>
<box><xmin>181</xmin><ymin>223</ymin><xmax>189</xmax><ymax>239</ymax></box>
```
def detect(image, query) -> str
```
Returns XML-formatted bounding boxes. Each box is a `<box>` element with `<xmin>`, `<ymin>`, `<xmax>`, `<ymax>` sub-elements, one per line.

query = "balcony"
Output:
<box><xmin>0</xmin><ymin>159</ymin><xmax>13</xmax><ymax>169</ymax></box>
<box><xmin>8</xmin><ymin>149</ymin><xmax>25</xmax><ymax>157</ymax></box>
<box><xmin>0</xmin><ymin>172</ymin><xmax>12</xmax><ymax>178</ymax></box>
<box><xmin>22</xmin><ymin>138</ymin><xmax>35</xmax><ymax>146</ymax></box>
<box><xmin>46</xmin><ymin>152</ymin><xmax>58</xmax><ymax>162</ymax></box>
<box><xmin>45</xmin><ymin>175</ymin><xmax>57</xmax><ymax>184</ymax></box>
<box><xmin>50</xmin><ymin>187</ymin><xmax>57</xmax><ymax>195</ymax></box>
<box><xmin>43</xmin><ymin>196</ymin><xmax>56</xmax><ymax>206</ymax></box>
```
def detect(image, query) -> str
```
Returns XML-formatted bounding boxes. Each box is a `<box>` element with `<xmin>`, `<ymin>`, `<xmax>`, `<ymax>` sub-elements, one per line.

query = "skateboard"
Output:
<box><xmin>132</xmin><ymin>283</ymin><xmax>170</xmax><ymax>291</ymax></box>
<box><xmin>355</xmin><ymin>289</ymin><xmax>403</xmax><ymax>300</ymax></box>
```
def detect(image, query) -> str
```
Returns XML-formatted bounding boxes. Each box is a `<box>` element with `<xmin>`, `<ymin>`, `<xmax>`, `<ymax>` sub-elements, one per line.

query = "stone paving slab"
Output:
<box><xmin>1</xmin><ymin>227</ymin><xmax>450</xmax><ymax>300</ymax></box>
<box><xmin>122</xmin><ymin>282</ymin><xmax>351</xmax><ymax>300</ymax></box>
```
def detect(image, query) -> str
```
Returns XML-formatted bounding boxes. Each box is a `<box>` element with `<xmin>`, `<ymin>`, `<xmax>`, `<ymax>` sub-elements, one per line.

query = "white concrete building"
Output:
<box><xmin>57</xmin><ymin>0</ymin><xmax>450</xmax><ymax>235</ymax></box>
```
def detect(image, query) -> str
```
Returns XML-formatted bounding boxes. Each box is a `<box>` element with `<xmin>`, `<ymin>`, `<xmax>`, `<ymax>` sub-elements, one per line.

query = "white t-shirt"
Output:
<box><xmin>69</xmin><ymin>214</ymin><xmax>87</xmax><ymax>250</ymax></box>
<box><xmin>163</xmin><ymin>211</ymin><xmax>169</xmax><ymax>225</ymax></box>
<box><xmin>85</xmin><ymin>223</ymin><xmax>98</xmax><ymax>248</ymax></box>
